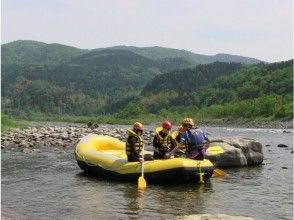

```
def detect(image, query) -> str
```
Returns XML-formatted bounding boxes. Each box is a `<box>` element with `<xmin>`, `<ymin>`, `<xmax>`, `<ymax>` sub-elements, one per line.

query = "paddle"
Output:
<box><xmin>138</xmin><ymin>145</ymin><xmax>147</xmax><ymax>190</ymax></box>
<box><xmin>213</xmin><ymin>168</ymin><xmax>226</xmax><ymax>177</ymax></box>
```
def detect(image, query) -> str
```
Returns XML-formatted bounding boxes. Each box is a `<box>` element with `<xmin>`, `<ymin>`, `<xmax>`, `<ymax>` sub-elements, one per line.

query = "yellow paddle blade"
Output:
<box><xmin>207</xmin><ymin>145</ymin><xmax>224</xmax><ymax>155</ymax></box>
<box><xmin>138</xmin><ymin>176</ymin><xmax>147</xmax><ymax>189</ymax></box>
<box><xmin>213</xmin><ymin>168</ymin><xmax>226</xmax><ymax>177</ymax></box>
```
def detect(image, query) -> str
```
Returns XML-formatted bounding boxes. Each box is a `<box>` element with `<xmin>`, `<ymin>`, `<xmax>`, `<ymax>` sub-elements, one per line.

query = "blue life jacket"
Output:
<box><xmin>186</xmin><ymin>128</ymin><xmax>206</xmax><ymax>151</ymax></box>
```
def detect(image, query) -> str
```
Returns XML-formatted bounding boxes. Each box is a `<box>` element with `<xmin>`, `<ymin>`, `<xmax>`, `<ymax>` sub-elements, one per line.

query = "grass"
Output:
<box><xmin>2</xmin><ymin>104</ymin><xmax>292</xmax><ymax>131</ymax></box>
<box><xmin>1</xmin><ymin>114</ymin><xmax>28</xmax><ymax>132</ymax></box>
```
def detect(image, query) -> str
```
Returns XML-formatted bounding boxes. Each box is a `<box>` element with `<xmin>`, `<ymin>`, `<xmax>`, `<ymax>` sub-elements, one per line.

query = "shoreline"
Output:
<box><xmin>198</xmin><ymin>118</ymin><xmax>293</xmax><ymax>130</ymax></box>
<box><xmin>27</xmin><ymin>118</ymin><xmax>293</xmax><ymax>130</ymax></box>
<box><xmin>1</xmin><ymin>119</ymin><xmax>292</xmax><ymax>154</ymax></box>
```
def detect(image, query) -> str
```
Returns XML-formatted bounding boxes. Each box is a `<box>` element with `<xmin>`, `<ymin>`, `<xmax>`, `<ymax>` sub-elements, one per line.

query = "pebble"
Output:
<box><xmin>277</xmin><ymin>144</ymin><xmax>289</xmax><ymax>148</ymax></box>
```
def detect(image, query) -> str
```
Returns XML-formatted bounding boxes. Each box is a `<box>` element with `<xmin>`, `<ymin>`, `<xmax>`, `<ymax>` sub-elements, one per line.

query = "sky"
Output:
<box><xmin>1</xmin><ymin>0</ymin><xmax>293</xmax><ymax>62</ymax></box>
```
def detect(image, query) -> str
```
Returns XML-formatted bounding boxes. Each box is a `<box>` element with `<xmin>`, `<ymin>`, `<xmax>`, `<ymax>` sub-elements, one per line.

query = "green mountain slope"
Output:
<box><xmin>109</xmin><ymin>45</ymin><xmax>262</xmax><ymax>64</ymax></box>
<box><xmin>142</xmin><ymin>62</ymin><xmax>242</xmax><ymax>95</ymax></box>
<box><xmin>130</xmin><ymin>60</ymin><xmax>293</xmax><ymax>118</ymax></box>
<box><xmin>2</xmin><ymin>40</ymin><xmax>290</xmax><ymax>121</ymax></box>
<box><xmin>1</xmin><ymin>40</ymin><xmax>88</xmax><ymax>64</ymax></box>
<box><xmin>2</xmin><ymin>40</ymin><xmax>262</xmax><ymax>66</ymax></box>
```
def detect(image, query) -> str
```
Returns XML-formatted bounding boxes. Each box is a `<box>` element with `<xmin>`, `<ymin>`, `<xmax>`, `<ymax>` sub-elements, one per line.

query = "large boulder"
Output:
<box><xmin>205</xmin><ymin>136</ymin><xmax>263</xmax><ymax>167</ymax></box>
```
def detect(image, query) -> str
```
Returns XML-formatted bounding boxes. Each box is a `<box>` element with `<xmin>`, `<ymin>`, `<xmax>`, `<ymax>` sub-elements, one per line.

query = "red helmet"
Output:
<box><xmin>162</xmin><ymin>120</ymin><xmax>172</xmax><ymax>130</ymax></box>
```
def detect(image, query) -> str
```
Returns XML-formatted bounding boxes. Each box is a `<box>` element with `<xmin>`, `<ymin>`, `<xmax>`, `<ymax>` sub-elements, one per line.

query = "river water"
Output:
<box><xmin>1</xmin><ymin>126</ymin><xmax>293</xmax><ymax>220</ymax></box>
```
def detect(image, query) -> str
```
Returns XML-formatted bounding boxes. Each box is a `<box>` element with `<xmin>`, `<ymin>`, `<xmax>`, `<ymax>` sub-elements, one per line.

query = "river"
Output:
<box><xmin>1</xmin><ymin>126</ymin><xmax>293</xmax><ymax>220</ymax></box>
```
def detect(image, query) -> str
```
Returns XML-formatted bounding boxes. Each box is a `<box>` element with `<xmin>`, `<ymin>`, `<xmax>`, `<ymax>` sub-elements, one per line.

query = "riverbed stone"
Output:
<box><xmin>206</xmin><ymin>136</ymin><xmax>263</xmax><ymax>167</ymax></box>
<box><xmin>277</xmin><ymin>144</ymin><xmax>288</xmax><ymax>148</ymax></box>
<box><xmin>21</xmin><ymin>148</ymin><xmax>32</xmax><ymax>153</ymax></box>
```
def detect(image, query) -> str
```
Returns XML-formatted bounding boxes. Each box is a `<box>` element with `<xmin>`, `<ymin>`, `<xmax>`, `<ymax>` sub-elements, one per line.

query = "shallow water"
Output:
<box><xmin>1</xmin><ymin>126</ymin><xmax>293</xmax><ymax>220</ymax></box>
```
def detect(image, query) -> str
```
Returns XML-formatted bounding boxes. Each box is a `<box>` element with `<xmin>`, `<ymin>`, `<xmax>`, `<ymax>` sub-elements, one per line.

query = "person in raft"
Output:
<box><xmin>126</xmin><ymin>122</ymin><xmax>153</xmax><ymax>162</ymax></box>
<box><xmin>153</xmin><ymin>120</ymin><xmax>174</xmax><ymax>159</ymax></box>
<box><xmin>170</xmin><ymin>125</ymin><xmax>187</xmax><ymax>157</ymax></box>
<box><xmin>178</xmin><ymin>118</ymin><xmax>210</xmax><ymax>160</ymax></box>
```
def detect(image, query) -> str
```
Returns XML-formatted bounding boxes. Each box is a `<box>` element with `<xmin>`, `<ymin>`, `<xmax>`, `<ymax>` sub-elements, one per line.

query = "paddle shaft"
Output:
<box><xmin>141</xmin><ymin>144</ymin><xmax>144</xmax><ymax>177</ymax></box>
<box><xmin>138</xmin><ymin>144</ymin><xmax>147</xmax><ymax>190</ymax></box>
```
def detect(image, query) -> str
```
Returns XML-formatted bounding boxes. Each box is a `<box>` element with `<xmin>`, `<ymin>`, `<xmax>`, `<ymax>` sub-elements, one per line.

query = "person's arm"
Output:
<box><xmin>170</xmin><ymin>136</ymin><xmax>177</xmax><ymax>150</ymax></box>
<box><xmin>167</xmin><ymin>133</ymin><xmax>187</xmax><ymax>156</ymax></box>
<box><xmin>203</xmin><ymin>133</ymin><xmax>210</xmax><ymax>151</ymax></box>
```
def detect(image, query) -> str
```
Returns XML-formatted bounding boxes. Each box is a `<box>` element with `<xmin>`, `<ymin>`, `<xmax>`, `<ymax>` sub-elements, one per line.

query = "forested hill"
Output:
<box><xmin>142</xmin><ymin>62</ymin><xmax>242</xmax><ymax>95</ymax></box>
<box><xmin>2</xmin><ymin>40</ymin><xmax>88</xmax><ymax>64</ymax></box>
<box><xmin>2</xmin><ymin>40</ymin><xmax>262</xmax><ymax>66</ymax></box>
<box><xmin>105</xmin><ymin>45</ymin><xmax>262</xmax><ymax>65</ymax></box>
<box><xmin>2</xmin><ymin>40</ymin><xmax>292</xmax><ymax>121</ymax></box>
<box><xmin>128</xmin><ymin>60</ymin><xmax>293</xmax><ymax>118</ymax></box>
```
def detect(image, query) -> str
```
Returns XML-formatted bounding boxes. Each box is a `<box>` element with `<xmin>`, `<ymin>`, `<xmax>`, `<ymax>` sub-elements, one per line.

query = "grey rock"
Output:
<box><xmin>21</xmin><ymin>148</ymin><xmax>32</xmax><ymax>153</ymax></box>
<box><xmin>206</xmin><ymin>136</ymin><xmax>263</xmax><ymax>167</ymax></box>
<box><xmin>277</xmin><ymin>144</ymin><xmax>288</xmax><ymax>148</ymax></box>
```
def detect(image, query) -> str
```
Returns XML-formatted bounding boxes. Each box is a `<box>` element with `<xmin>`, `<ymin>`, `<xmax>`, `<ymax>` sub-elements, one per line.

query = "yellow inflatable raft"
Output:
<box><xmin>75</xmin><ymin>134</ymin><xmax>215</xmax><ymax>184</ymax></box>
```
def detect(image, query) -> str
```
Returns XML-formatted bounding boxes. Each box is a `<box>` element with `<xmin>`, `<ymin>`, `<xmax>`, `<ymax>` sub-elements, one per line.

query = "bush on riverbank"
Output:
<box><xmin>1</xmin><ymin>114</ymin><xmax>28</xmax><ymax>132</ymax></box>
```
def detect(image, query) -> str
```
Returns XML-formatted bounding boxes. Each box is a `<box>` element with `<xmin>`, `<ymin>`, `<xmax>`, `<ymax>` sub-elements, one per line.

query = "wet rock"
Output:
<box><xmin>206</xmin><ymin>136</ymin><xmax>263</xmax><ymax>167</ymax></box>
<box><xmin>21</xmin><ymin>148</ymin><xmax>32</xmax><ymax>153</ymax></box>
<box><xmin>13</xmin><ymin>139</ymin><xmax>21</xmax><ymax>144</ymax></box>
<box><xmin>59</xmin><ymin>133</ymin><xmax>69</xmax><ymax>140</ymax></box>
<box><xmin>32</xmin><ymin>149</ymin><xmax>42</xmax><ymax>153</ymax></box>
<box><xmin>277</xmin><ymin>144</ymin><xmax>288</xmax><ymax>148</ymax></box>
<box><xmin>113</xmin><ymin>134</ymin><xmax>122</xmax><ymax>139</ymax></box>
<box><xmin>18</xmin><ymin>141</ymin><xmax>29</xmax><ymax>148</ymax></box>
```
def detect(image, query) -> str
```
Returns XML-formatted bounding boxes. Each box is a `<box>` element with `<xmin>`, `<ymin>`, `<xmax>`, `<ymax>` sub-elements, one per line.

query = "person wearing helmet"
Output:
<box><xmin>179</xmin><ymin>118</ymin><xmax>210</xmax><ymax>160</ymax></box>
<box><xmin>126</xmin><ymin>122</ymin><xmax>145</xmax><ymax>162</ymax></box>
<box><xmin>153</xmin><ymin>120</ymin><xmax>174</xmax><ymax>159</ymax></box>
<box><xmin>170</xmin><ymin>125</ymin><xmax>187</xmax><ymax>158</ymax></box>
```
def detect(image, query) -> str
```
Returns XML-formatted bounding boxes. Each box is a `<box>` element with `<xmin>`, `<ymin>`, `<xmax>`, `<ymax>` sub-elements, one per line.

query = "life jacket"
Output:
<box><xmin>185</xmin><ymin>128</ymin><xmax>206</xmax><ymax>152</ymax></box>
<box><xmin>171</xmin><ymin>131</ymin><xmax>181</xmax><ymax>145</ymax></box>
<box><xmin>125</xmin><ymin>129</ymin><xmax>143</xmax><ymax>156</ymax></box>
<box><xmin>155</xmin><ymin>127</ymin><xmax>172</xmax><ymax>151</ymax></box>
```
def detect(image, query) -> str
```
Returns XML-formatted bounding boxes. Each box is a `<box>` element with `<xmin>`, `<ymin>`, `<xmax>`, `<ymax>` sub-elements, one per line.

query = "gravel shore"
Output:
<box><xmin>1</xmin><ymin>119</ymin><xmax>292</xmax><ymax>154</ymax></box>
<box><xmin>199</xmin><ymin>118</ymin><xmax>293</xmax><ymax>129</ymax></box>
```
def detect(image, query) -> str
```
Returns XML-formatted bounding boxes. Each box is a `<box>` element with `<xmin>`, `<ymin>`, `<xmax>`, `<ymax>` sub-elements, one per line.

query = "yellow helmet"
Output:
<box><xmin>182</xmin><ymin>118</ymin><xmax>194</xmax><ymax>126</ymax></box>
<box><xmin>133</xmin><ymin>122</ymin><xmax>144</xmax><ymax>130</ymax></box>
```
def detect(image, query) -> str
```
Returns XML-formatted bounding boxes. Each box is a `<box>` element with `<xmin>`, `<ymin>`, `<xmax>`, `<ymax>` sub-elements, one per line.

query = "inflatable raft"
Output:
<box><xmin>75</xmin><ymin>134</ymin><xmax>215</xmax><ymax>184</ymax></box>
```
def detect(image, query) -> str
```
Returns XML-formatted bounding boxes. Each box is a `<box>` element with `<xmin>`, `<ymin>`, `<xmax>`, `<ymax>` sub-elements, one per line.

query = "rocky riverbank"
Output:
<box><xmin>1</xmin><ymin>125</ymin><xmax>145</xmax><ymax>153</ymax></box>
